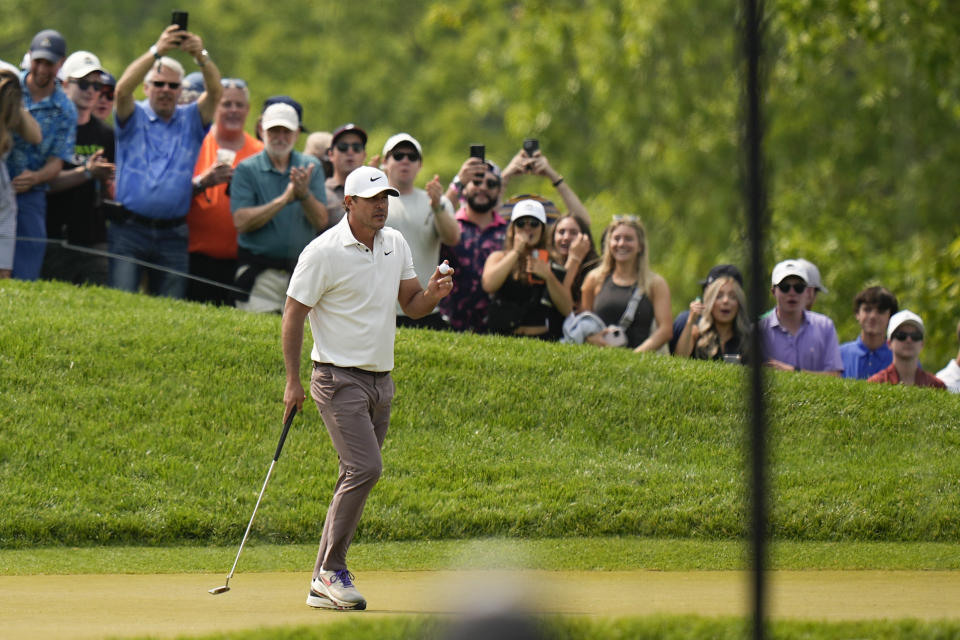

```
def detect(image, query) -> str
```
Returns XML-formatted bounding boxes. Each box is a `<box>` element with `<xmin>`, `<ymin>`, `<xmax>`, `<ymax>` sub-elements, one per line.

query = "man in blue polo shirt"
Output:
<box><xmin>6</xmin><ymin>29</ymin><xmax>77</xmax><ymax>281</ymax></box>
<box><xmin>110</xmin><ymin>24</ymin><xmax>222</xmax><ymax>298</ymax></box>
<box><xmin>839</xmin><ymin>285</ymin><xmax>898</xmax><ymax>379</ymax></box>
<box><xmin>231</xmin><ymin>102</ymin><xmax>327</xmax><ymax>313</ymax></box>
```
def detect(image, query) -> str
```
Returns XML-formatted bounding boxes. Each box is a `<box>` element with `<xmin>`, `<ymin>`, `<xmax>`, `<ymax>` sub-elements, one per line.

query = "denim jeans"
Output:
<box><xmin>108</xmin><ymin>220</ymin><xmax>188</xmax><ymax>298</ymax></box>
<box><xmin>12</xmin><ymin>190</ymin><xmax>47</xmax><ymax>281</ymax></box>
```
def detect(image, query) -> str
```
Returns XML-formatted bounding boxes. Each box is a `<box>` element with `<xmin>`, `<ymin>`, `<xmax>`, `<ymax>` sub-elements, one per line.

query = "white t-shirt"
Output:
<box><xmin>385</xmin><ymin>188</ymin><xmax>454</xmax><ymax>316</ymax></box>
<box><xmin>287</xmin><ymin>216</ymin><xmax>416</xmax><ymax>372</ymax></box>
<box><xmin>935</xmin><ymin>359</ymin><xmax>960</xmax><ymax>393</ymax></box>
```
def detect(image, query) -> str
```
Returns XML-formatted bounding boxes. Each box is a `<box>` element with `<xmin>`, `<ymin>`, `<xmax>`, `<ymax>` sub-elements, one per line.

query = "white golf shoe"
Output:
<box><xmin>307</xmin><ymin>569</ymin><xmax>366</xmax><ymax>610</ymax></box>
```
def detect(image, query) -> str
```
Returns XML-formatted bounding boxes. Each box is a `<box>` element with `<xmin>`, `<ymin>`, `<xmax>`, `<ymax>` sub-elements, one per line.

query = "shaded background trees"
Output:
<box><xmin>2</xmin><ymin>0</ymin><xmax>957</xmax><ymax>365</ymax></box>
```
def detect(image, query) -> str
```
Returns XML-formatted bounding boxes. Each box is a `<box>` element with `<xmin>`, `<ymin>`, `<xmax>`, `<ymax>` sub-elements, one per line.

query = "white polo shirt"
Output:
<box><xmin>287</xmin><ymin>216</ymin><xmax>416</xmax><ymax>372</ymax></box>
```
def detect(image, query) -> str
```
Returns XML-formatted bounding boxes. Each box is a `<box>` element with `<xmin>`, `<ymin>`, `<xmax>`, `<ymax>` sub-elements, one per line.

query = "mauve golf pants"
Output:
<box><xmin>310</xmin><ymin>363</ymin><xmax>394</xmax><ymax>576</ymax></box>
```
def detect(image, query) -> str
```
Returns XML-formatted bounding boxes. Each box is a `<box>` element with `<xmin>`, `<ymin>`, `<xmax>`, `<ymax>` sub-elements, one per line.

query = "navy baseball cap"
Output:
<box><xmin>29</xmin><ymin>29</ymin><xmax>67</xmax><ymax>63</ymax></box>
<box><xmin>262</xmin><ymin>95</ymin><xmax>306</xmax><ymax>131</ymax></box>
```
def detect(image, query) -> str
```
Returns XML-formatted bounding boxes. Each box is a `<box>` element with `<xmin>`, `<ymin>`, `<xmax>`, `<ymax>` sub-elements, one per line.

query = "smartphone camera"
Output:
<box><xmin>523</xmin><ymin>138</ymin><xmax>539</xmax><ymax>157</ymax></box>
<box><xmin>469</xmin><ymin>144</ymin><xmax>485</xmax><ymax>162</ymax></box>
<box><xmin>171</xmin><ymin>11</ymin><xmax>189</xmax><ymax>30</ymax></box>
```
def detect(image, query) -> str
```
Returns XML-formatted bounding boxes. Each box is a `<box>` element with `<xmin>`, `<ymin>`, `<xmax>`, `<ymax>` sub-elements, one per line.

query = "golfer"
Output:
<box><xmin>281</xmin><ymin>165</ymin><xmax>454</xmax><ymax>610</ymax></box>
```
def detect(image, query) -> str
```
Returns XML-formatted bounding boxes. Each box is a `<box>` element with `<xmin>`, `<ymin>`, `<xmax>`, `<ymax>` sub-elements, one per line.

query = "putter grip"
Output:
<box><xmin>274</xmin><ymin>406</ymin><xmax>297</xmax><ymax>461</ymax></box>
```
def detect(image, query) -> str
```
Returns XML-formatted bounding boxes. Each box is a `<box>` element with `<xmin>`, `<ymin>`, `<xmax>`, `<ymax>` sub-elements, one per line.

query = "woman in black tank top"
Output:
<box><xmin>580</xmin><ymin>216</ymin><xmax>673</xmax><ymax>351</ymax></box>
<box><xmin>481</xmin><ymin>200</ymin><xmax>572</xmax><ymax>338</ymax></box>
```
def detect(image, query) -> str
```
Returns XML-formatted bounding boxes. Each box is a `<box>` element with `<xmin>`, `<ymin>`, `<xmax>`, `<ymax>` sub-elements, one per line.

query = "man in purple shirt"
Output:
<box><xmin>760</xmin><ymin>259</ymin><xmax>843</xmax><ymax>376</ymax></box>
<box><xmin>438</xmin><ymin>156</ymin><xmax>507</xmax><ymax>332</ymax></box>
<box><xmin>110</xmin><ymin>24</ymin><xmax>222</xmax><ymax>297</ymax></box>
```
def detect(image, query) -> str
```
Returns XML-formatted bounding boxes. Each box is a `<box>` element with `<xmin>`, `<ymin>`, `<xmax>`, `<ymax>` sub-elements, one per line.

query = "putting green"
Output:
<box><xmin>2</xmin><ymin>570</ymin><xmax>959</xmax><ymax>639</ymax></box>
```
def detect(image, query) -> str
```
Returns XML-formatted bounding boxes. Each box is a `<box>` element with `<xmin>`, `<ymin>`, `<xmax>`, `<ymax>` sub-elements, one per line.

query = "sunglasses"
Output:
<box><xmin>73</xmin><ymin>78</ymin><xmax>103</xmax><ymax>92</ymax></box>
<box><xmin>471</xmin><ymin>178</ymin><xmax>501</xmax><ymax>190</ymax></box>
<box><xmin>151</xmin><ymin>80</ymin><xmax>181</xmax><ymax>90</ymax></box>
<box><xmin>891</xmin><ymin>330</ymin><xmax>923</xmax><ymax>342</ymax></box>
<box><xmin>220</xmin><ymin>78</ymin><xmax>248</xmax><ymax>89</ymax></box>
<box><xmin>99</xmin><ymin>86</ymin><xmax>115</xmax><ymax>100</ymax></box>
<box><xmin>776</xmin><ymin>281</ymin><xmax>807</xmax><ymax>294</ymax></box>
<box><xmin>335</xmin><ymin>141</ymin><xmax>365</xmax><ymax>153</ymax></box>
<box><xmin>513</xmin><ymin>218</ymin><xmax>542</xmax><ymax>229</ymax></box>
<box><xmin>391</xmin><ymin>150</ymin><xmax>420</xmax><ymax>162</ymax></box>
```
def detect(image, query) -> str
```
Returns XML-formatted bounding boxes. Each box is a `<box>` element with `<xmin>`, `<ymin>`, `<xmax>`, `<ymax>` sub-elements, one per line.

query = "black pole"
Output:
<box><xmin>742</xmin><ymin>0</ymin><xmax>769</xmax><ymax>638</ymax></box>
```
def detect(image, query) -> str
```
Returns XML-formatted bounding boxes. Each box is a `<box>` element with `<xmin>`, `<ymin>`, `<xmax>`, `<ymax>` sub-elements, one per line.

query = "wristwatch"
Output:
<box><xmin>195</xmin><ymin>49</ymin><xmax>209</xmax><ymax>67</ymax></box>
<box><xmin>149</xmin><ymin>44</ymin><xmax>161</xmax><ymax>61</ymax></box>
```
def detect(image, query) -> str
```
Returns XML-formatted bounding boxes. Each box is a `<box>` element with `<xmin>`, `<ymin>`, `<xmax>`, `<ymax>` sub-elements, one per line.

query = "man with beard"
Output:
<box><xmin>111</xmin><ymin>24</ymin><xmax>222</xmax><ymax>298</ymax></box>
<box><xmin>43</xmin><ymin>50</ymin><xmax>115</xmax><ymax>285</ymax></box>
<box><xmin>230</xmin><ymin>102</ymin><xmax>327</xmax><ymax>313</ymax></box>
<box><xmin>185</xmin><ymin>78</ymin><xmax>263</xmax><ymax>304</ymax></box>
<box><xmin>381</xmin><ymin>132</ymin><xmax>459</xmax><ymax>329</ymax></box>
<box><xmin>6</xmin><ymin>29</ymin><xmax>77</xmax><ymax>280</ymax></box>
<box><xmin>324</xmin><ymin>123</ymin><xmax>366</xmax><ymax>231</ymax></box>
<box><xmin>438</xmin><ymin>155</ymin><xmax>507</xmax><ymax>332</ymax></box>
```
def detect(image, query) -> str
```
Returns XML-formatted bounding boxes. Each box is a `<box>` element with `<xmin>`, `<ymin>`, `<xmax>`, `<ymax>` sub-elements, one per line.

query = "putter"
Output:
<box><xmin>209</xmin><ymin>406</ymin><xmax>298</xmax><ymax>595</ymax></box>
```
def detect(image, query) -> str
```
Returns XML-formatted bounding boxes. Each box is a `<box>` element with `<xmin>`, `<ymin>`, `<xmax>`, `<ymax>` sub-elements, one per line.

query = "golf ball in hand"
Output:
<box><xmin>438</xmin><ymin>263</ymin><xmax>453</xmax><ymax>275</ymax></box>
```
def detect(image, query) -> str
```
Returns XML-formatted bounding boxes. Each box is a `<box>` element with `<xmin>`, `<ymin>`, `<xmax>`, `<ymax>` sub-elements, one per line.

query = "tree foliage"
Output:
<box><xmin>2</xmin><ymin>0</ymin><xmax>957</xmax><ymax>364</ymax></box>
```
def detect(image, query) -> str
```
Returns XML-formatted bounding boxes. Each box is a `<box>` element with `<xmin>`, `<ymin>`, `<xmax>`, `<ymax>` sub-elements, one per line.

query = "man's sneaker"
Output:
<box><xmin>310</xmin><ymin>569</ymin><xmax>367</xmax><ymax>610</ymax></box>
<box><xmin>305</xmin><ymin>589</ymin><xmax>339</xmax><ymax>609</ymax></box>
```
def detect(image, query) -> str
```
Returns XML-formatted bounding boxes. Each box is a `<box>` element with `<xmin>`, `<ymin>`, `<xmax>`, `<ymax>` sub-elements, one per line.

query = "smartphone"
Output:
<box><xmin>469</xmin><ymin>144</ymin><xmax>485</xmax><ymax>162</ymax></box>
<box><xmin>171</xmin><ymin>11</ymin><xmax>189</xmax><ymax>30</ymax></box>
<box><xmin>523</xmin><ymin>138</ymin><xmax>539</xmax><ymax>156</ymax></box>
<box><xmin>528</xmin><ymin>249</ymin><xmax>548</xmax><ymax>285</ymax></box>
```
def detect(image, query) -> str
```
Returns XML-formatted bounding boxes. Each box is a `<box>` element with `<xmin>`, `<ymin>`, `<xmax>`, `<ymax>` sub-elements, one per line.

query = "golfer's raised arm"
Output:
<box><xmin>281</xmin><ymin>296</ymin><xmax>311</xmax><ymax>420</ymax></box>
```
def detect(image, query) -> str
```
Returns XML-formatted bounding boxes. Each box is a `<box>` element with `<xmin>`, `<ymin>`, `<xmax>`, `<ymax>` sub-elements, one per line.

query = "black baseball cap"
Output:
<box><xmin>699</xmin><ymin>264</ymin><xmax>743</xmax><ymax>289</ymax></box>
<box><xmin>331</xmin><ymin>123</ymin><xmax>367</xmax><ymax>146</ymax></box>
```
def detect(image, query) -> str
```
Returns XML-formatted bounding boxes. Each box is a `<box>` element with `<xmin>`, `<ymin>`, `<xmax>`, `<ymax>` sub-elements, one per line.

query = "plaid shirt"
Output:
<box><xmin>438</xmin><ymin>208</ymin><xmax>507</xmax><ymax>332</ymax></box>
<box><xmin>5</xmin><ymin>73</ymin><xmax>76</xmax><ymax>190</ymax></box>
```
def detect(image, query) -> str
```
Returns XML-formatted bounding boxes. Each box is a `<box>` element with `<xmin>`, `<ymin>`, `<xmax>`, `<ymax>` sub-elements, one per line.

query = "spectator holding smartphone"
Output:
<box><xmin>501</xmin><ymin>144</ymin><xmax>591</xmax><ymax>225</ymax></box>
<box><xmin>580</xmin><ymin>215</ymin><xmax>673</xmax><ymax>351</ymax></box>
<box><xmin>110</xmin><ymin>23</ymin><xmax>222</xmax><ymax>297</ymax></box>
<box><xmin>481</xmin><ymin>199</ymin><xmax>571</xmax><ymax>338</ymax></box>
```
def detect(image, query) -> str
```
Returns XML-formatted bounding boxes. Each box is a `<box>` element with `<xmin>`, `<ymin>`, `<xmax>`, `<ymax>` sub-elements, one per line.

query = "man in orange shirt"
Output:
<box><xmin>867</xmin><ymin>310</ymin><xmax>946</xmax><ymax>389</ymax></box>
<box><xmin>186</xmin><ymin>78</ymin><xmax>262</xmax><ymax>304</ymax></box>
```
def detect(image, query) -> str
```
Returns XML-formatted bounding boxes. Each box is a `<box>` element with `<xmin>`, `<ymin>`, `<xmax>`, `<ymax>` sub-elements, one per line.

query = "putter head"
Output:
<box><xmin>209</xmin><ymin>585</ymin><xmax>230</xmax><ymax>595</ymax></box>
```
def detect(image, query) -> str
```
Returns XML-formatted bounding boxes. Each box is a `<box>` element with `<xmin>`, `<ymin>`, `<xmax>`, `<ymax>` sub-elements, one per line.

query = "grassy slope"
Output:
<box><xmin>2</xmin><ymin>280</ymin><xmax>959</xmax><ymax>547</ymax></box>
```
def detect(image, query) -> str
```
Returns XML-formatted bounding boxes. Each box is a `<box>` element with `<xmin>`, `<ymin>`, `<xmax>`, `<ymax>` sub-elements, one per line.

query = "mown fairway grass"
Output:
<box><xmin>2</xmin><ymin>279</ymin><xmax>959</xmax><ymax>548</ymax></box>
<box><xmin>3</xmin><ymin>280</ymin><xmax>960</xmax><ymax>639</ymax></box>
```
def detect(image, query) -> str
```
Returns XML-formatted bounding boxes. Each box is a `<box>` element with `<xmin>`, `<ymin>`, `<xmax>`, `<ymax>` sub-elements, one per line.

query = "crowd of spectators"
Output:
<box><xmin>2</xmin><ymin>26</ymin><xmax>957</xmax><ymax>392</ymax></box>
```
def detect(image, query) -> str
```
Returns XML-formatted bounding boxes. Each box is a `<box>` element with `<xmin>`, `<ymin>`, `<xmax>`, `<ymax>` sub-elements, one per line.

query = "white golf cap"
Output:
<box><xmin>771</xmin><ymin>259</ymin><xmax>809</xmax><ymax>285</ymax></box>
<box><xmin>887</xmin><ymin>309</ymin><xmax>924</xmax><ymax>340</ymax></box>
<box><xmin>344</xmin><ymin>166</ymin><xmax>400</xmax><ymax>198</ymax></box>
<box><xmin>510</xmin><ymin>199</ymin><xmax>547</xmax><ymax>225</ymax></box>
<box><xmin>59</xmin><ymin>50</ymin><xmax>104</xmax><ymax>81</ymax></box>
<box><xmin>261</xmin><ymin>103</ymin><xmax>299</xmax><ymax>132</ymax></box>
<box><xmin>796</xmin><ymin>258</ymin><xmax>827</xmax><ymax>293</ymax></box>
<box><xmin>382</xmin><ymin>133</ymin><xmax>422</xmax><ymax>158</ymax></box>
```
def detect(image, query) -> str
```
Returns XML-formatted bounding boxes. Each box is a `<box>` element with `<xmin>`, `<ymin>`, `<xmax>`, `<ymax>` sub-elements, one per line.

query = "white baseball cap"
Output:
<box><xmin>344</xmin><ymin>166</ymin><xmax>400</xmax><ymax>198</ymax></box>
<box><xmin>59</xmin><ymin>50</ymin><xmax>104</xmax><ymax>81</ymax></box>
<box><xmin>382</xmin><ymin>133</ymin><xmax>422</xmax><ymax>158</ymax></box>
<box><xmin>771</xmin><ymin>259</ymin><xmax>809</xmax><ymax>286</ymax></box>
<box><xmin>887</xmin><ymin>310</ymin><xmax>924</xmax><ymax>340</ymax></box>
<box><xmin>796</xmin><ymin>258</ymin><xmax>827</xmax><ymax>293</ymax></box>
<box><xmin>510</xmin><ymin>199</ymin><xmax>547</xmax><ymax>225</ymax></box>
<box><xmin>261</xmin><ymin>103</ymin><xmax>299</xmax><ymax>132</ymax></box>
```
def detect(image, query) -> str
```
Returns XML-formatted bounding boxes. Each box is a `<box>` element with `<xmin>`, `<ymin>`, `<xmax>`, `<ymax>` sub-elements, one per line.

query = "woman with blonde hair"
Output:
<box><xmin>580</xmin><ymin>215</ymin><xmax>672</xmax><ymax>350</ymax></box>
<box><xmin>675</xmin><ymin>275</ymin><xmax>750</xmax><ymax>362</ymax></box>
<box><xmin>482</xmin><ymin>199</ymin><xmax>572</xmax><ymax>338</ymax></box>
<box><xmin>0</xmin><ymin>69</ymin><xmax>42</xmax><ymax>278</ymax></box>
